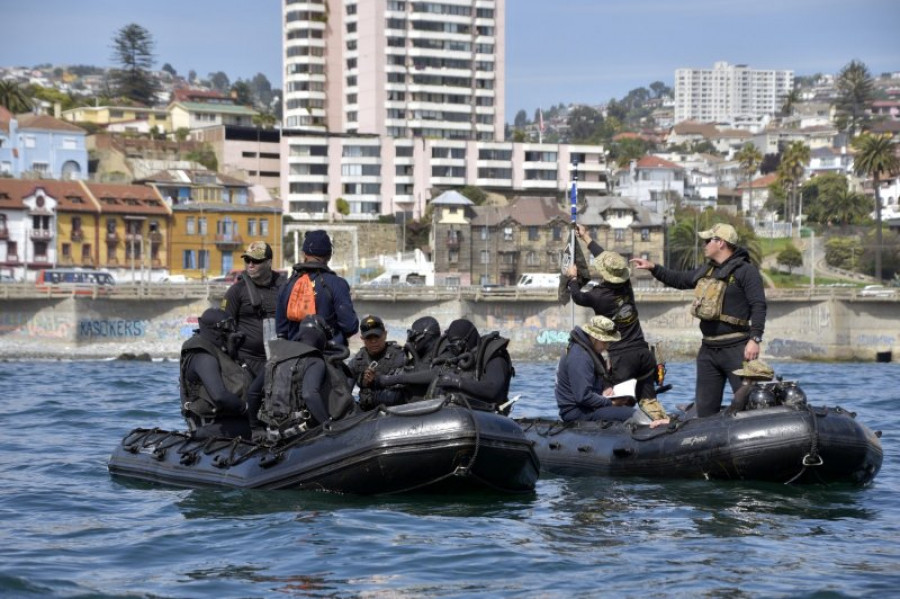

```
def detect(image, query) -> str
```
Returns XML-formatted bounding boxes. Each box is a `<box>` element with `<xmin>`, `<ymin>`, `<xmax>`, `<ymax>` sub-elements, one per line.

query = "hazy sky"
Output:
<box><xmin>3</xmin><ymin>0</ymin><xmax>898</xmax><ymax>120</ymax></box>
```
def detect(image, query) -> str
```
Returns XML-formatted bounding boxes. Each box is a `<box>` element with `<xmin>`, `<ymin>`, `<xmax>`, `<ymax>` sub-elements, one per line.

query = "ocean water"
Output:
<box><xmin>0</xmin><ymin>359</ymin><xmax>897</xmax><ymax>598</ymax></box>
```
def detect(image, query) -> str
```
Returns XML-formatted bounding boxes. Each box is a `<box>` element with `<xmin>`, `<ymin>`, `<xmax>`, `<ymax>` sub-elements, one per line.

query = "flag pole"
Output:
<box><xmin>569</xmin><ymin>160</ymin><xmax>578</xmax><ymax>328</ymax></box>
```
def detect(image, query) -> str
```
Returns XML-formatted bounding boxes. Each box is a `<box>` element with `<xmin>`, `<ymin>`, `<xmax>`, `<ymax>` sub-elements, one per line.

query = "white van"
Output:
<box><xmin>516</xmin><ymin>273</ymin><xmax>560</xmax><ymax>288</ymax></box>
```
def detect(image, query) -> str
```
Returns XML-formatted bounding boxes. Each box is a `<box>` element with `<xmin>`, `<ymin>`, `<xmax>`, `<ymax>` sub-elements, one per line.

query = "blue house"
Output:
<box><xmin>0</xmin><ymin>108</ymin><xmax>88</xmax><ymax>180</ymax></box>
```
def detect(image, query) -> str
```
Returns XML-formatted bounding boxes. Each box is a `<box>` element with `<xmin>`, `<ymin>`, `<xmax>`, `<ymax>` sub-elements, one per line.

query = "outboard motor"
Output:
<box><xmin>781</xmin><ymin>382</ymin><xmax>808</xmax><ymax>408</ymax></box>
<box><xmin>748</xmin><ymin>384</ymin><xmax>778</xmax><ymax>410</ymax></box>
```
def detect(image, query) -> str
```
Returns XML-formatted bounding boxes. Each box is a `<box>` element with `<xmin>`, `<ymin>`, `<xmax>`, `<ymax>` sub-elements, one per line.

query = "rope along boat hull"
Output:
<box><xmin>517</xmin><ymin>405</ymin><xmax>882</xmax><ymax>485</ymax></box>
<box><xmin>109</xmin><ymin>399</ymin><xmax>539</xmax><ymax>494</ymax></box>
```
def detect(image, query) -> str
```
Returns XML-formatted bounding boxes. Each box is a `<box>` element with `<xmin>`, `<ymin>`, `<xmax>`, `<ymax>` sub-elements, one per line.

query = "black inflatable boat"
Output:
<box><xmin>109</xmin><ymin>398</ymin><xmax>539</xmax><ymax>494</ymax></box>
<box><xmin>517</xmin><ymin>404</ymin><xmax>882</xmax><ymax>485</ymax></box>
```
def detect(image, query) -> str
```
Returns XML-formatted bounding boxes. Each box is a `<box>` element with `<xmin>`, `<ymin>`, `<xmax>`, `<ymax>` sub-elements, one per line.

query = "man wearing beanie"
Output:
<box><xmin>223</xmin><ymin>241</ymin><xmax>287</xmax><ymax>378</ymax></box>
<box><xmin>276</xmin><ymin>229</ymin><xmax>358</xmax><ymax>346</ymax></box>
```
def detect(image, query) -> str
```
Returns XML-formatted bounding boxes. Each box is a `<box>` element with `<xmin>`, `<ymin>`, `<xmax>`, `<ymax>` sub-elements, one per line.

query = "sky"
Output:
<box><xmin>2</xmin><ymin>0</ymin><xmax>899</xmax><ymax>121</ymax></box>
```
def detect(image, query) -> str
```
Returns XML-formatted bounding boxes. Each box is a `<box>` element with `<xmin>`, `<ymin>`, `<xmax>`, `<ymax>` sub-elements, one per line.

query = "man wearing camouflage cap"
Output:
<box><xmin>564</xmin><ymin>224</ymin><xmax>664</xmax><ymax>419</ymax></box>
<box><xmin>631</xmin><ymin>222</ymin><xmax>767</xmax><ymax>418</ymax></box>
<box><xmin>555</xmin><ymin>315</ymin><xmax>636</xmax><ymax>423</ymax></box>
<box><xmin>223</xmin><ymin>241</ymin><xmax>288</xmax><ymax>377</ymax></box>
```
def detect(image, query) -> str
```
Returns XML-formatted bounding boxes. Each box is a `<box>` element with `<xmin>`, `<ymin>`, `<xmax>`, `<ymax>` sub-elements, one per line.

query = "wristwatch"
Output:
<box><xmin>751</xmin><ymin>335</ymin><xmax>763</xmax><ymax>343</ymax></box>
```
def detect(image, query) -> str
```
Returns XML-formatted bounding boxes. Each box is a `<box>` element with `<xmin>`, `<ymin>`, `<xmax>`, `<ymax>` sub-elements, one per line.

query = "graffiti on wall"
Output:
<box><xmin>0</xmin><ymin>312</ymin><xmax>75</xmax><ymax>338</ymax></box>
<box><xmin>79</xmin><ymin>320</ymin><xmax>147</xmax><ymax>338</ymax></box>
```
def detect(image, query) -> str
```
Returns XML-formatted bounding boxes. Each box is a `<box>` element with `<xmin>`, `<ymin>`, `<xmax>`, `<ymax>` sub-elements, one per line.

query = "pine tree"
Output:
<box><xmin>110</xmin><ymin>23</ymin><xmax>159</xmax><ymax>105</ymax></box>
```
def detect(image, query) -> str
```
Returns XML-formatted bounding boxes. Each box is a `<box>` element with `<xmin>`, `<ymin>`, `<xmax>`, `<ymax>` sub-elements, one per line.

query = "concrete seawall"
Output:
<box><xmin>1</xmin><ymin>289</ymin><xmax>896</xmax><ymax>361</ymax></box>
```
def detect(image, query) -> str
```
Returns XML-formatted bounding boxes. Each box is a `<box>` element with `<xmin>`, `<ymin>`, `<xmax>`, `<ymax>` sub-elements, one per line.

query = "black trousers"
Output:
<box><xmin>695</xmin><ymin>341</ymin><xmax>747</xmax><ymax>417</ymax></box>
<box><xmin>609</xmin><ymin>345</ymin><xmax>658</xmax><ymax>401</ymax></box>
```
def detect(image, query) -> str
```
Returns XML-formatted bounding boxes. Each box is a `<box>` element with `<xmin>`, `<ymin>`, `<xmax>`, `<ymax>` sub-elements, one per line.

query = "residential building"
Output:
<box><xmin>674</xmin><ymin>62</ymin><xmax>793</xmax><ymax>127</ymax></box>
<box><xmin>282</xmin><ymin>0</ymin><xmax>505</xmax><ymax>141</ymax></box>
<box><xmin>281</xmin><ymin>131</ymin><xmax>611</xmax><ymax>220</ymax></box>
<box><xmin>189</xmin><ymin>125</ymin><xmax>282</xmax><ymax>196</ymax></box>
<box><xmin>0</xmin><ymin>179</ymin><xmax>172</xmax><ymax>281</ymax></box>
<box><xmin>0</xmin><ymin>108</ymin><xmax>88</xmax><ymax>179</ymax></box>
<box><xmin>168</xmin><ymin>200</ymin><xmax>283</xmax><ymax>280</ymax></box>
<box><xmin>577</xmin><ymin>195</ymin><xmax>664</xmax><ymax>286</ymax></box>
<box><xmin>168</xmin><ymin>91</ymin><xmax>258</xmax><ymax>132</ymax></box>
<box><xmin>84</xmin><ymin>182</ymin><xmax>172</xmax><ymax>281</ymax></box>
<box><xmin>136</xmin><ymin>168</ymin><xmax>253</xmax><ymax>206</ymax></box>
<box><xmin>736</xmin><ymin>172</ymin><xmax>779</xmax><ymax>216</ymax></box>
<box><xmin>614</xmin><ymin>155</ymin><xmax>686</xmax><ymax>210</ymax></box>
<box><xmin>61</xmin><ymin>105</ymin><xmax>169</xmax><ymax>134</ymax></box>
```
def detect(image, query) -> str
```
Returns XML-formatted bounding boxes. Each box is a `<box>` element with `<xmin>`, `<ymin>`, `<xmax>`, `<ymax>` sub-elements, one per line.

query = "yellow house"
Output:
<box><xmin>81</xmin><ymin>182</ymin><xmax>172</xmax><ymax>280</ymax></box>
<box><xmin>168</xmin><ymin>202</ymin><xmax>283</xmax><ymax>279</ymax></box>
<box><xmin>61</xmin><ymin>105</ymin><xmax>170</xmax><ymax>133</ymax></box>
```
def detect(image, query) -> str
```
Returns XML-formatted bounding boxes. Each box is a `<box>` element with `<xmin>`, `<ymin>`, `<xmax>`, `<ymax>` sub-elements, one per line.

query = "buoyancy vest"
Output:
<box><xmin>690</xmin><ymin>259</ymin><xmax>750</xmax><ymax>327</ymax></box>
<box><xmin>567</xmin><ymin>331</ymin><xmax>612</xmax><ymax>386</ymax></box>
<box><xmin>257</xmin><ymin>339</ymin><xmax>354</xmax><ymax>438</ymax></box>
<box><xmin>429</xmin><ymin>332</ymin><xmax>514</xmax><ymax>407</ymax></box>
<box><xmin>180</xmin><ymin>335</ymin><xmax>251</xmax><ymax>426</ymax></box>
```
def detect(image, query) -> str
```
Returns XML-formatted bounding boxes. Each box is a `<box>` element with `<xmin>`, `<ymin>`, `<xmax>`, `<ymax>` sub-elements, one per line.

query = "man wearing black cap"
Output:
<box><xmin>179</xmin><ymin>308</ymin><xmax>252</xmax><ymax>439</ymax></box>
<box><xmin>347</xmin><ymin>315</ymin><xmax>407</xmax><ymax>410</ymax></box>
<box><xmin>223</xmin><ymin>241</ymin><xmax>287</xmax><ymax>378</ymax></box>
<box><xmin>276</xmin><ymin>229</ymin><xmax>359</xmax><ymax>346</ymax></box>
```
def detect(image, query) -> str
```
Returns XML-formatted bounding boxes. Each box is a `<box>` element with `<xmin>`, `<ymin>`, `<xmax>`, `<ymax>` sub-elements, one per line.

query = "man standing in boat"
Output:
<box><xmin>555</xmin><ymin>315</ymin><xmax>635</xmax><ymax>422</ymax></box>
<box><xmin>276</xmin><ymin>230</ymin><xmax>358</xmax><ymax>346</ymax></box>
<box><xmin>630</xmin><ymin>222</ymin><xmax>767</xmax><ymax>418</ymax></box>
<box><xmin>564</xmin><ymin>224</ymin><xmax>665</xmax><ymax>420</ymax></box>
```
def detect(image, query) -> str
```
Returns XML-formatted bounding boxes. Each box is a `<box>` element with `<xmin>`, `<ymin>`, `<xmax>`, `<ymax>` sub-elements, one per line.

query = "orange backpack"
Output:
<box><xmin>285</xmin><ymin>273</ymin><xmax>317</xmax><ymax>322</ymax></box>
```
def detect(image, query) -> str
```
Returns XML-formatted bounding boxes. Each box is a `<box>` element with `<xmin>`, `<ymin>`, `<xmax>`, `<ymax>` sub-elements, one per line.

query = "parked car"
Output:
<box><xmin>859</xmin><ymin>285</ymin><xmax>895</xmax><ymax>297</ymax></box>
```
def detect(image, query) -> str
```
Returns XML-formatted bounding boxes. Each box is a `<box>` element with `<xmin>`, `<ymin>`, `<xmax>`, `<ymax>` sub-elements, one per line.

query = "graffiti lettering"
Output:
<box><xmin>78</xmin><ymin>320</ymin><xmax>146</xmax><ymax>338</ymax></box>
<box><xmin>537</xmin><ymin>329</ymin><xmax>569</xmax><ymax>345</ymax></box>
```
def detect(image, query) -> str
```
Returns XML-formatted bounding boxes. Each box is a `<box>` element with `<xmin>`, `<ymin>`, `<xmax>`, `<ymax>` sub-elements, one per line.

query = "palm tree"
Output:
<box><xmin>777</xmin><ymin>141</ymin><xmax>810</xmax><ymax>234</ymax></box>
<box><xmin>852</xmin><ymin>133</ymin><xmax>900</xmax><ymax>280</ymax></box>
<box><xmin>835</xmin><ymin>60</ymin><xmax>875</xmax><ymax>138</ymax></box>
<box><xmin>0</xmin><ymin>80</ymin><xmax>32</xmax><ymax>113</ymax></box>
<box><xmin>779</xmin><ymin>89</ymin><xmax>802</xmax><ymax>119</ymax></box>
<box><xmin>736</xmin><ymin>143</ymin><xmax>763</xmax><ymax>216</ymax></box>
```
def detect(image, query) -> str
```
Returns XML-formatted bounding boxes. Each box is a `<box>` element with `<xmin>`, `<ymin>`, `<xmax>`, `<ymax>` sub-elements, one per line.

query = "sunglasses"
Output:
<box><xmin>243</xmin><ymin>257</ymin><xmax>267</xmax><ymax>264</ymax></box>
<box><xmin>703</xmin><ymin>237</ymin><xmax>722</xmax><ymax>246</ymax></box>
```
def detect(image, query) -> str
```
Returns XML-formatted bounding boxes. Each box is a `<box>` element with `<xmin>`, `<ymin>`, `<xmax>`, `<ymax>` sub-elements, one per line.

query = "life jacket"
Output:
<box><xmin>179</xmin><ymin>335</ymin><xmax>251</xmax><ymax>430</ymax></box>
<box><xmin>567</xmin><ymin>330</ymin><xmax>612</xmax><ymax>386</ymax></box>
<box><xmin>257</xmin><ymin>339</ymin><xmax>353</xmax><ymax>440</ymax></box>
<box><xmin>690</xmin><ymin>259</ymin><xmax>749</xmax><ymax>327</ymax></box>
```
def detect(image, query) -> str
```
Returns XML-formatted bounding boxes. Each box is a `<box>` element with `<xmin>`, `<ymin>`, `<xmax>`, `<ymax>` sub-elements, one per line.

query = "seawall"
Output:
<box><xmin>1</xmin><ymin>287</ymin><xmax>896</xmax><ymax>361</ymax></box>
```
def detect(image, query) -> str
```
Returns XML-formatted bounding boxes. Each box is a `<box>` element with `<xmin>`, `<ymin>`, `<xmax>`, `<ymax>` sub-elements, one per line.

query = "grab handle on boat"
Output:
<box><xmin>802</xmin><ymin>453</ymin><xmax>823</xmax><ymax>467</ymax></box>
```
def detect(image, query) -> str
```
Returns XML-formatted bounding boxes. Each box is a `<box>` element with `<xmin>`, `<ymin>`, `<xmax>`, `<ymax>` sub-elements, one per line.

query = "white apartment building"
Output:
<box><xmin>280</xmin><ymin>0</ymin><xmax>614</xmax><ymax>221</ymax></box>
<box><xmin>282</xmin><ymin>0</ymin><xmax>505</xmax><ymax>141</ymax></box>
<box><xmin>674</xmin><ymin>61</ymin><xmax>794</xmax><ymax>127</ymax></box>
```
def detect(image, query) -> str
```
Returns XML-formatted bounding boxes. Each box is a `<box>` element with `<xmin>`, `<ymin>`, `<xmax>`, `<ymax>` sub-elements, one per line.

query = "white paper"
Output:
<box><xmin>609</xmin><ymin>378</ymin><xmax>636</xmax><ymax>400</ymax></box>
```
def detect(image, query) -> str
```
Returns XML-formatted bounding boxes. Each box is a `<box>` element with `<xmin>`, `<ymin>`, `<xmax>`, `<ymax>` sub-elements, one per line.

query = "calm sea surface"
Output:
<box><xmin>0</xmin><ymin>358</ymin><xmax>897</xmax><ymax>598</ymax></box>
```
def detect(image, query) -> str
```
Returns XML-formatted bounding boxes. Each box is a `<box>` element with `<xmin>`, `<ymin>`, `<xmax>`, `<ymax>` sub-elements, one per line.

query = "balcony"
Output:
<box><xmin>106</xmin><ymin>233</ymin><xmax>120</xmax><ymax>244</ymax></box>
<box><xmin>30</xmin><ymin>229</ymin><xmax>53</xmax><ymax>241</ymax></box>
<box><xmin>445</xmin><ymin>238</ymin><xmax>461</xmax><ymax>249</ymax></box>
<box><xmin>0</xmin><ymin>228</ymin><xmax>8</xmax><ymax>240</ymax></box>
<box><xmin>149</xmin><ymin>231</ymin><xmax>164</xmax><ymax>244</ymax></box>
<box><xmin>215</xmin><ymin>234</ymin><xmax>243</xmax><ymax>251</ymax></box>
<box><xmin>71</xmin><ymin>230</ymin><xmax>84</xmax><ymax>242</ymax></box>
<box><xmin>125</xmin><ymin>233</ymin><xmax>143</xmax><ymax>245</ymax></box>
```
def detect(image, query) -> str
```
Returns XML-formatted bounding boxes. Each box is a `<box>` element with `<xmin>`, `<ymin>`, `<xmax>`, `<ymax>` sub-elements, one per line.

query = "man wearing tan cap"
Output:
<box><xmin>223</xmin><ymin>241</ymin><xmax>288</xmax><ymax>376</ymax></box>
<box><xmin>555</xmin><ymin>315</ymin><xmax>636</xmax><ymax>422</ymax></box>
<box><xmin>631</xmin><ymin>222</ymin><xmax>767</xmax><ymax>418</ymax></box>
<box><xmin>564</xmin><ymin>224</ymin><xmax>664</xmax><ymax>419</ymax></box>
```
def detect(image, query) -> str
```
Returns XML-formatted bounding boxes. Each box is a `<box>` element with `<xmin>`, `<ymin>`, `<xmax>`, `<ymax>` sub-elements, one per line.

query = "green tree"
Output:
<box><xmin>800</xmin><ymin>173</ymin><xmax>872</xmax><ymax>226</ymax></box>
<box><xmin>109</xmin><ymin>23</ymin><xmax>159</xmax><ymax>105</ymax></box>
<box><xmin>250</xmin><ymin>73</ymin><xmax>274</xmax><ymax>108</ymax></box>
<box><xmin>513</xmin><ymin>109</ymin><xmax>527</xmax><ymax>128</ymax></box>
<box><xmin>777</xmin><ymin>244</ymin><xmax>803</xmax><ymax>274</ymax></box>
<box><xmin>335</xmin><ymin>197</ymin><xmax>350</xmax><ymax>218</ymax></box>
<box><xmin>776</xmin><ymin>141</ymin><xmax>810</xmax><ymax>231</ymax></box>
<box><xmin>649</xmin><ymin>81</ymin><xmax>671</xmax><ymax>98</ymax></box>
<box><xmin>161</xmin><ymin>63</ymin><xmax>177</xmax><ymax>77</ymax></box>
<box><xmin>208</xmin><ymin>71</ymin><xmax>230</xmax><ymax>93</ymax></box>
<box><xmin>184</xmin><ymin>145</ymin><xmax>218</xmax><ymax>171</ymax></box>
<box><xmin>566</xmin><ymin>105</ymin><xmax>604</xmax><ymax>143</ymax></box>
<box><xmin>609</xmin><ymin>137</ymin><xmax>650</xmax><ymax>169</ymax></box>
<box><xmin>779</xmin><ymin>89</ymin><xmax>802</xmax><ymax>118</ymax></box>
<box><xmin>824</xmin><ymin>236</ymin><xmax>864</xmax><ymax>270</ymax></box>
<box><xmin>853</xmin><ymin>132</ymin><xmax>900</xmax><ymax>280</ymax></box>
<box><xmin>835</xmin><ymin>59</ymin><xmax>874</xmax><ymax>137</ymax></box>
<box><xmin>230</xmin><ymin>80</ymin><xmax>254</xmax><ymax>106</ymax></box>
<box><xmin>735</xmin><ymin>143</ymin><xmax>763</xmax><ymax>215</ymax></box>
<box><xmin>0</xmin><ymin>80</ymin><xmax>32</xmax><ymax>112</ymax></box>
<box><xmin>459</xmin><ymin>185</ymin><xmax>488</xmax><ymax>206</ymax></box>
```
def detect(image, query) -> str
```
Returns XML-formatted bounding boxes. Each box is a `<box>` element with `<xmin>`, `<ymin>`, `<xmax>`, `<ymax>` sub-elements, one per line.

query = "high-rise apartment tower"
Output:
<box><xmin>282</xmin><ymin>0</ymin><xmax>505</xmax><ymax>141</ymax></box>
